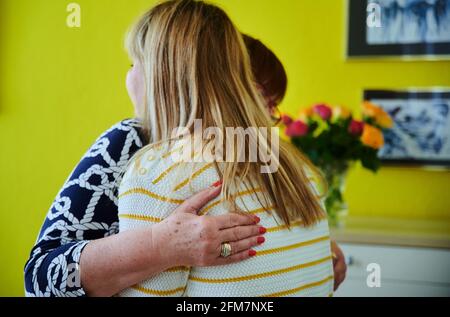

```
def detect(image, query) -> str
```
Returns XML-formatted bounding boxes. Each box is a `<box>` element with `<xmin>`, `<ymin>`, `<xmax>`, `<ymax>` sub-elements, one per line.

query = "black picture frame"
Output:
<box><xmin>347</xmin><ymin>0</ymin><xmax>450</xmax><ymax>60</ymax></box>
<box><xmin>364</xmin><ymin>89</ymin><xmax>450</xmax><ymax>168</ymax></box>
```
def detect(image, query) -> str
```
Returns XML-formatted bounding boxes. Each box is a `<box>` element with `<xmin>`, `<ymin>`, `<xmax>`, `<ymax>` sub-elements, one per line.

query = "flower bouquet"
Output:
<box><xmin>281</xmin><ymin>101</ymin><xmax>393</xmax><ymax>227</ymax></box>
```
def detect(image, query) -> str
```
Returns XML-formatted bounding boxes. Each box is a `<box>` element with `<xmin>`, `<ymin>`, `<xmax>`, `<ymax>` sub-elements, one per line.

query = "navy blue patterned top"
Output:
<box><xmin>24</xmin><ymin>119</ymin><xmax>144</xmax><ymax>297</ymax></box>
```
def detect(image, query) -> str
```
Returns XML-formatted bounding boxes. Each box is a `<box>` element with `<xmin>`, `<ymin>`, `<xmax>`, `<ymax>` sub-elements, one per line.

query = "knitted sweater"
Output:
<box><xmin>117</xmin><ymin>142</ymin><xmax>334</xmax><ymax>297</ymax></box>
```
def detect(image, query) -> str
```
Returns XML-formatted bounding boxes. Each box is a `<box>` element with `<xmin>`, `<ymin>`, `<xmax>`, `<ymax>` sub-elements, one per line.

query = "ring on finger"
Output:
<box><xmin>220</xmin><ymin>242</ymin><xmax>232</xmax><ymax>258</ymax></box>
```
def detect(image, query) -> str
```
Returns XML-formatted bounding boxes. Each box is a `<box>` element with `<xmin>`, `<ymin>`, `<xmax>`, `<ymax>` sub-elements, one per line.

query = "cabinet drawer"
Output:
<box><xmin>336</xmin><ymin>278</ymin><xmax>450</xmax><ymax>297</ymax></box>
<box><xmin>334</xmin><ymin>243</ymin><xmax>450</xmax><ymax>297</ymax></box>
<box><xmin>340</xmin><ymin>244</ymin><xmax>450</xmax><ymax>284</ymax></box>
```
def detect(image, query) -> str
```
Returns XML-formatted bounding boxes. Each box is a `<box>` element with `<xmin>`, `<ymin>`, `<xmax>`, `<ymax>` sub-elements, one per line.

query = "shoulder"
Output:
<box><xmin>117</xmin><ymin>143</ymin><xmax>219</xmax><ymax>227</ymax></box>
<box><xmin>95</xmin><ymin>119</ymin><xmax>144</xmax><ymax>152</ymax></box>
<box><xmin>99</xmin><ymin>118</ymin><xmax>143</xmax><ymax>138</ymax></box>
<box><xmin>82</xmin><ymin>119</ymin><xmax>145</xmax><ymax>167</ymax></box>
<box><xmin>119</xmin><ymin>141</ymin><xmax>218</xmax><ymax>198</ymax></box>
<box><xmin>38</xmin><ymin>120</ymin><xmax>146</xmax><ymax>241</ymax></box>
<box><xmin>65</xmin><ymin>119</ymin><xmax>145</xmax><ymax>189</ymax></box>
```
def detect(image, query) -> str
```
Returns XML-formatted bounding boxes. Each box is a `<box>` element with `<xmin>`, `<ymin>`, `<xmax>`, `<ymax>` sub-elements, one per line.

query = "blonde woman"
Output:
<box><xmin>118</xmin><ymin>0</ymin><xmax>334</xmax><ymax>297</ymax></box>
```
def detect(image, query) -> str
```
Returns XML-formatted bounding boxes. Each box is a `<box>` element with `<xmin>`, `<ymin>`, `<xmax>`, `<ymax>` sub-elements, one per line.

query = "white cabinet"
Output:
<box><xmin>334</xmin><ymin>243</ymin><xmax>450</xmax><ymax>297</ymax></box>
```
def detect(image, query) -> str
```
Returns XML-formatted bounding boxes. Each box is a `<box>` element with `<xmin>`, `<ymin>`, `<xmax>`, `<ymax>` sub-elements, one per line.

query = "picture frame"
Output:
<box><xmin>364</xmin><ymin>89</ymin><xmax>450</xmax><ymax>167</ymax></box>
<box><xmin>347</xmin><ymin>0</ymin><xmax>450</xmax><ymax>60</ymax></box>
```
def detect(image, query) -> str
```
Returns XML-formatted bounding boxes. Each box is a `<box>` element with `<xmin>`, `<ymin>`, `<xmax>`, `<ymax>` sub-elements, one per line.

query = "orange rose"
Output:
<box><xmin>376</xmin><ymin>112</ymin><xmax>394</xmax><ymax>129</ymax></box>
<box><xmin>362</xmin><ymin>101</ymin><xmax>393</xmax><ymax>129</ymax></box>
<box><xmin>362</xmin><ymin>101</ymin><xmax>381</xmax><ymax>117</ymax></box>
<box><xmin>361</xmin><ymin>124</ymin><xmax>384</xmax><ymax>149</ymax></box>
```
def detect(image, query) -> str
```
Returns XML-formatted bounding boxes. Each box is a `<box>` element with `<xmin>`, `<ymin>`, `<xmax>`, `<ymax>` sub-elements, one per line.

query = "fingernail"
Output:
<box><xmin>212</xmin><ymin>180</ymin><xmax>222</xmax><ymax>187</ymax></box>
<box><xmin>257</xmin><ymin>236</ymin><xmax>265</xmax><ymax>244</ymax></box>
<box><xmin>249</xmin><ymin>250</ymin><xmax>257</xmax><ymax>257</ymax></box>
<box><xmin>259</xmin><ymin>227</ymin><xmax>267</xmax><ymax>234</ymax></box>
<box><xmin>254</xmin><ymin>216</ymin><xmax>261</xmax><ymax>223</ymax></box>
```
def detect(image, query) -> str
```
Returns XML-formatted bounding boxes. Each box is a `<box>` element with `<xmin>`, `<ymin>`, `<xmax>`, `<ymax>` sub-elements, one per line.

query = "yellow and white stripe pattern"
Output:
<box><xmin>117</xmin><ymin>142</ymin><xmax>334</xmax><ymax>297</ymax></box>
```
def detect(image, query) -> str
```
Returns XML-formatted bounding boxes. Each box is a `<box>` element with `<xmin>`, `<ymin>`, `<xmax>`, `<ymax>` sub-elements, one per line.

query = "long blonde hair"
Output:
<box><xmin>126</xmin><ymin>0</ymin><xmax>325</xmax><ymax>227</ymax></box>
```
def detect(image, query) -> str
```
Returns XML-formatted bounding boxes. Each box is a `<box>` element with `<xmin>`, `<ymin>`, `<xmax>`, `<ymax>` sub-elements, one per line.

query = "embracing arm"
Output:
<box><xmin>24</xmin><ymin>120</ymin><xmax>144</xmax><ymax>297</ymax></box>
<box><xmin>25</xmin><ymin>120</ymin><xmax>264</xmax><ymax>297</ymax></box>
<box><xmin>80</xmin><ymin>185</ymin><xmax>262</xmax><ymax>297</ymax></box>
<box><xmin>331</xmin><ymin>240</ymin><xmax>346</xmax><ymax>291</ymax></box>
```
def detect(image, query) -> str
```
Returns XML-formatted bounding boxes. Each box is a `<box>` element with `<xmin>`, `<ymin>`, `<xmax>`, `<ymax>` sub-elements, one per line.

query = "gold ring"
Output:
<box><xmin>220</xmin><ymin>243</ymin><xmax>232</xmax><ymax>258</ymax></box>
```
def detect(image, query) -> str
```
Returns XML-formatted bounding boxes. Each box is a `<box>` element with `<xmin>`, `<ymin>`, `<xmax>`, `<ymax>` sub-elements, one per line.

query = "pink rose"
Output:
<box><xmin>348</xmin><ymin>119</ymin><xmax>364</xmax><ymax>136</ymax></box>
<box><xmin>313</xmin><ymin>104</ymin><xmax>332</xmax><ymax>121</ymax></box>
<box><xmin>285</xmin><ymin>120</ymin><xmax>309</xmax><ymax>137</ymax></box>
<box><xmin>281</xmin><ymin>114</ymin><xmax>293</xmax><ymax>125</ymax></box>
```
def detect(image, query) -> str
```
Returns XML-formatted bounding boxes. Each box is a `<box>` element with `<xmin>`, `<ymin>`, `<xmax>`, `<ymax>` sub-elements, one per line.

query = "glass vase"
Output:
<box><xmin>321</xmin><ymin>162</ymin><xmax>350</xmax><ymax>228</ymax></box>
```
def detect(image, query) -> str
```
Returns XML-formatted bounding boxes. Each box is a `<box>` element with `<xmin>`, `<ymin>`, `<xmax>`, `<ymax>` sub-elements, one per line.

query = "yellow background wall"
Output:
<box><xmin>1</xmin><ymin>0</ymin><xmax>449</xmax><ymax>296</ymax></box>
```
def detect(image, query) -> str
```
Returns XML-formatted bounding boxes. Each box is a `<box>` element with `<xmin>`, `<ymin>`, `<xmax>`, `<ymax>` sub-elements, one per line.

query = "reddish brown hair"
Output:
<box><xmin>243</xmin><ymin>34</ymin><xmax>288</xmax><ymax>107</ymax></box>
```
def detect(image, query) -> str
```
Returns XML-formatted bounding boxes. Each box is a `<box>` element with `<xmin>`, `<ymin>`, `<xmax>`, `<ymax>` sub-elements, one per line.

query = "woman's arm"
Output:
<box><xmin>25</xmin><ymin>120</ymin><xmax>264</xmax><ymax>297</ymax></box>
<box><xmin>24</xmin><ymin>120</ymin><xmax>144</xmax><ymax>297</ymax></box>
<box><xmin>80</xmin><ymin>185</ymin><xmax>262</xmax><ymax>297</ymax></box>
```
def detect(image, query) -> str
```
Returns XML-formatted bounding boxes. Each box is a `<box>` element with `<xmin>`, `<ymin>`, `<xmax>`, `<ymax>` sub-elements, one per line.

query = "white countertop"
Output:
<box><xmin>331</xmin><ymin>216</ymin><xmax>450</xmax><ymax>249</ymax></box>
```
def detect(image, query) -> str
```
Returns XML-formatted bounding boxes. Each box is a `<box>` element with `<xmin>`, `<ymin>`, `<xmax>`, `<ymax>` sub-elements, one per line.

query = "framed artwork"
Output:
<box><xmin>364</xmin><ymin>89</ymin><xmax>450</xmax><ymax>167</ymax></box>
<box><xmin>347</xmin><ymin>0</ymin><xmax>450</xmax><ymax>59</ymax></box>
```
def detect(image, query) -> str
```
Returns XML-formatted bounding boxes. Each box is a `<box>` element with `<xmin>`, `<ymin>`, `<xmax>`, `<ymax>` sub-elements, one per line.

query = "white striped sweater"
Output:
<box><xmin>117</xmin><ymin>143</ymin><xmax>334</xmax><ymax>297</ymax></box>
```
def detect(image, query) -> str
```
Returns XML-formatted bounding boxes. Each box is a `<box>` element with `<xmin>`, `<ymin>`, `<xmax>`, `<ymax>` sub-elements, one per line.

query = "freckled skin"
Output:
<box><xmin>154</xmin><ymin>210</ymin><xmax>244</xmax><ymax>266</ymax></box>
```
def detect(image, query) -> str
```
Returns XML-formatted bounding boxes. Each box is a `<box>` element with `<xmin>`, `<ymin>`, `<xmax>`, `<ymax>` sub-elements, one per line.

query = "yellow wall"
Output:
<box><xmin>1</xmin><ymin>0</ymin><xmax>449</xmax><ymax>296</ymax></box>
